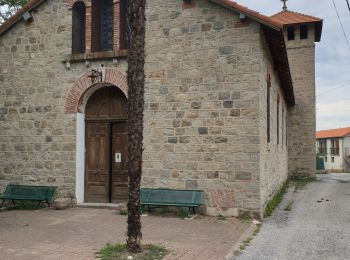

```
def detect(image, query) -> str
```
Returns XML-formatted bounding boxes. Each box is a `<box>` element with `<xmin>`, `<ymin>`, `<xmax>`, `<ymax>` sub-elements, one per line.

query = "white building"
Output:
<box><xmin>316</xmin><ymin>127</ymin><xmax>350</xmax><ymax>172</ymax></box>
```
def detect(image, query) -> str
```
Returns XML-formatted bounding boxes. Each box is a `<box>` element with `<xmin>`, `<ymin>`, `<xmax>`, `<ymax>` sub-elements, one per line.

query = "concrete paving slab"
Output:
<box><xmin>0</xmin><ymin>207</ymin><xmax>249</xmax><ymax>260</ymax></box>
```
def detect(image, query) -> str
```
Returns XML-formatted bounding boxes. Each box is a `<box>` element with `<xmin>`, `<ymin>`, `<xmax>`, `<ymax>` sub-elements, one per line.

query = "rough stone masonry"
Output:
<box><xmin>0</xmin><ymin>0</ymin><xmax>321</xmax><ymax>218</ymax></box>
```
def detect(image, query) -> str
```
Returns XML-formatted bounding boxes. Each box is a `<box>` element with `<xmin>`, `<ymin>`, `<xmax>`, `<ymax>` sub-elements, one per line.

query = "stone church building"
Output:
<box><xmin>0</xmin><ymin>0</ymin><xmax>322</xmax><ymax>218</ymax></box>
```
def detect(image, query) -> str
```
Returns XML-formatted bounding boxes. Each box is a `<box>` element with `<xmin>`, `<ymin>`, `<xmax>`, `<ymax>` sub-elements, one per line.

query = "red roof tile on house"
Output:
<box><xmin>316</xmin><ymin>127</ymin><xmax>350</xmax><ymax>139</ymax></box>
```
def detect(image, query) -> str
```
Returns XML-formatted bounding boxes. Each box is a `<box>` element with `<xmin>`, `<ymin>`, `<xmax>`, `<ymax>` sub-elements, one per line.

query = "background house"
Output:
<box><xmin>316</xmin><ymin>127</ymin><xmax>350</xmax><ymax>172</ymax></box>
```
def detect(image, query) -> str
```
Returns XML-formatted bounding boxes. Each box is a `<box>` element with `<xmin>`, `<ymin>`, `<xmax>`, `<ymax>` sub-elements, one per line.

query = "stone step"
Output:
<box><xmin>77</xmin><ymin>202</ymin><xmax>124</xmax><ymax>210</ymax></box>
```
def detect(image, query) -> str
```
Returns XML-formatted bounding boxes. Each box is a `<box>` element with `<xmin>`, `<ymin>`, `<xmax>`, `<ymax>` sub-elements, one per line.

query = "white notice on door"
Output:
<box><xmin>115</xmin><ymin>153</ymin><xmax>121</xmax><ymax>163</ymax></box>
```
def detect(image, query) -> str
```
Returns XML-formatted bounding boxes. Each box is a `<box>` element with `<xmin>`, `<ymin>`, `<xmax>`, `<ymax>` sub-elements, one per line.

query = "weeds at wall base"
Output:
<box><xmin>264</xmin><ymin>181</ymin><xmax>289</xmax><ymax>218</ymax></box>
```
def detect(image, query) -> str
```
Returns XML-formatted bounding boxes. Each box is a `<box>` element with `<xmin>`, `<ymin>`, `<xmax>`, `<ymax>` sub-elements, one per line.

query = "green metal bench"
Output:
<box><xmin>140</xmin><ymin>188</ymin><xmax>205</xmax><ymax>214</ymax></box>
<box><xmin>0</xmin><ymin>184</ymin><xmax>57</xmax><ymax>208</ymax></box>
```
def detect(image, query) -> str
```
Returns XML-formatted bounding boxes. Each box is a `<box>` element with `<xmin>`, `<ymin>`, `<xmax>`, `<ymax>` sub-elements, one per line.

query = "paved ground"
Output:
<box><xmin>236</xmin><ymin>173</ymin><xmax>350</xmax><ymax>260</ymax></box>
<box><xmin>0</xmin><ymin>207</ymin><xmax>249</xmax><ymax>260</ymax></box>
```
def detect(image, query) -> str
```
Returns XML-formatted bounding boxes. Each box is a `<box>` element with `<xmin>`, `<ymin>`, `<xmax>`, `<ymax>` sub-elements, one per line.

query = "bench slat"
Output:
<box><xmin>140</xmin><ymin>188</ymin><xmax>204</xmax><ymax>207</ymax></box>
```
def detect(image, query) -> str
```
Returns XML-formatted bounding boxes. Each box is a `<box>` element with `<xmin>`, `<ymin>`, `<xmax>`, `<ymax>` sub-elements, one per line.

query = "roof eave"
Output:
<box><xmin>263</xmin><ymin>26</ymin><xmax>295</xmax><ymax>106</ymax></box>
<box><xmin>209</xmin><ymin>0</ymin><xmax>282</xmax><ymax>30</ymax></box>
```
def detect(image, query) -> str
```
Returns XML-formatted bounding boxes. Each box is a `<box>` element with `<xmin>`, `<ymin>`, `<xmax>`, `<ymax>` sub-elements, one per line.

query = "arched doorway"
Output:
<box><xmin>84</xmin><ymin>86</ymin><xmax>128</xmax><ymax>203</ymax></box>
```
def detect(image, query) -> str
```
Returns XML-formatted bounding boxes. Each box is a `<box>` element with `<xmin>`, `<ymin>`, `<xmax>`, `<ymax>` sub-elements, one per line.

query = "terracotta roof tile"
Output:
<box><xmin>316</xmin><ymin>127</ymin><xmax>350</xmax><ymax>139</ymax></box>
<box><xmin>210</xmin><ymin>0</ymin><xmax>283</xmax><ymax>29</ymax></box>
<box><xmin>270</xmin><ymin>10</ymin><xmax>323</xmax><ymax>42</ymax></box>
<box><xmin>271</xmin><ymin>10</ymin><xmax>322</xmax><ymax>25</ymax></box>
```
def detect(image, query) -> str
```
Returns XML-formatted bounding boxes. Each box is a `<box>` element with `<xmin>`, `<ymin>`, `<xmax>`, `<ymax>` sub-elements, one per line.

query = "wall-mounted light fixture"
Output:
<box><xmin>239</xmin><ymin>13</ymin><xmax>246</xmax><ymax>20</ymax></box>
<box><xmin>88</xmin><ymin>69</ymin><xmax>103</xmax><ymax>84</ymax></box>
<box><xmin>22</xmin><ymin>12</ymin><xmax>33</xmax><ymax>22</ymax></box>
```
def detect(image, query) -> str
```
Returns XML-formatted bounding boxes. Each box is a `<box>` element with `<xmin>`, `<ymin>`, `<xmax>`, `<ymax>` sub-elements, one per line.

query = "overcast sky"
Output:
<box><xmin>237</xmin><ymin>0</ymin><xmax>350</xmax><ymax>131</ymax></box>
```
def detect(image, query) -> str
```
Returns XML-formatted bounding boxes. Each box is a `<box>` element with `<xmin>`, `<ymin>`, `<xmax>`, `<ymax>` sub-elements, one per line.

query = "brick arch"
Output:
<box><xmin>64</xmin><ymin>0</ymin><xmax>90</xmax><ymax>8</ymax></box>
<box><xmin>65</xmin><ymin>68</ymin><xmax>128</xmax><ymax>114</ymax></box>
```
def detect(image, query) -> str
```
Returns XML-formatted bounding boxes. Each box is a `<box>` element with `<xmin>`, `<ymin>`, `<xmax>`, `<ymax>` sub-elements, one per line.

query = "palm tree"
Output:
<box><xmin>126</xmin><ymin>0</ymin><xmax>146</xmax><ymax>253</ymax></box>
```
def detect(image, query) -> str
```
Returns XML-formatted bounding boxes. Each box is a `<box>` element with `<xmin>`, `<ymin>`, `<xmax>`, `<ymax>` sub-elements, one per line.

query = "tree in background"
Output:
<box><xmin>0</xmin><ymin>0</ymin><xmax>29</xmax><ymax>24</ymax></box>
<box><xmin>126</xmin><ymin>0</ymin><xmax>146</xmax><ymax>253</ymax></box>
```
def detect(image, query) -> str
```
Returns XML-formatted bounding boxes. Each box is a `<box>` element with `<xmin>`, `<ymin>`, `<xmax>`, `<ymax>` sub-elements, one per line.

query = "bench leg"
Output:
<box><xmin>0</xmin><ymin>200</ymin><xmax>5</xmax><ymax>208</ymax></box>
<box><xmin>11</xmin><ymin>200</ymin><xmax>15</xmax><ymax>206</ymax></box>
<box><xmin>189</xmin><ymin>206</ymin><xmax>196</xmax><ymax>214</ymax></box>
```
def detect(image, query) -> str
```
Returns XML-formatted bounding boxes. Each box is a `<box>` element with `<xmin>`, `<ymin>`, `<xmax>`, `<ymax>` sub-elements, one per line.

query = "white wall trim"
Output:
<box><xmin>76</xmin><ymin>113</ymin><xmax>85</xmax><ymax>203</ymax></box>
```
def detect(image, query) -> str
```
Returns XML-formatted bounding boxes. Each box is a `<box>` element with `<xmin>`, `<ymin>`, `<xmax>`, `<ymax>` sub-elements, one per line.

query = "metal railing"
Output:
<box><xmin>318</xmin><ymin>148</ymin><xmax>327</xmax><ymax>155</ymax></box>
<box><xmin>330</xmin><ymin>148</ymin><xmax>340</xmax><ymax>155</ymax></box>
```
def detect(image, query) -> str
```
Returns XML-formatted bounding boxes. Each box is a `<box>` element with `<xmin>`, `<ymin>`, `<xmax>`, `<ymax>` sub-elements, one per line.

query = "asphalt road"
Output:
<box><xmin>236</xmin><ymin>173</ymin><xmax>350</xmax><ymax>260</ymax></box>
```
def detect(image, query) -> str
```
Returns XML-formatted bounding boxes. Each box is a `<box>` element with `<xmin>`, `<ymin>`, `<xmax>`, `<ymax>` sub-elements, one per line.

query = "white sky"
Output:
<box><xmin>237</xmin><ymin>0</ymin><xmax>350</xmax><ymax>131</ymax></box>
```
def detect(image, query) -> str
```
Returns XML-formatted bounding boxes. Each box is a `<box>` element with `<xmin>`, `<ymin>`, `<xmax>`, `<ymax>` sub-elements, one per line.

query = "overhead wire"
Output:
<box><xmin>316</xmin><ymin>81</ymin><xmax>350</xmax><ymax>97</ymax></box>
<box><xmin>347</xmin><ymin>0</ymin><xmax>350</xmax><ymax>11</ymax></box>
<box><xmin>331</xmin><ymin>0</ymin><xmax>350</xmax><ymax>51</ymax></box>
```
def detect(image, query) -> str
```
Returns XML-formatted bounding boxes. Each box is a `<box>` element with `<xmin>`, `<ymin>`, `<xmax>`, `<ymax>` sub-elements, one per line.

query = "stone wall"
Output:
<box><xmin>0</xmin><ymin>0</ymin><xmax>296</xmax><ymax>217</ymax></box>
<box><xmin>143</xmin><ymin>0</ymin><xmax>263</xmax><ymax>217</ymax></box>
<box><xmin>258</xmin><ymin>33</ymin><xmax>288</xmax><ymax>213</ymax></box>
<box><xmin>286</xmin><ymin>24</ymin><xmax>316</xmax><ymax>178</ymax></box>
<box><xmin>0</xmin><ymin>0</ymin><xmax>127</xmax><ymax>197</ymax></box>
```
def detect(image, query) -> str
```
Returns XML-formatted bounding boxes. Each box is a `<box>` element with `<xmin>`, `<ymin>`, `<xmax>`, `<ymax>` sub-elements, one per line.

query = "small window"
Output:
<box><xmin>282</xmin><ymin>107</ymin><xmax>284</xmax><ymax>147</ymax></box>
<box><xmin>277</xmin><ymin>96</ymin><xmax>280</xmax><ymax>145</ymax></box>
<box><xmin>120</xmin><ymin>0</ymin><xmax>128</xmax><ymax>50</ymax></box>
<box><xmin>91</xmin><ymin>0</ymin><xmax>114</xmax><ymax>52</ymax></box>
<box><xmin>331</xmin><ymin>157</ymin><xmax>334</xmax><ymax>163</ymax></box>
<box><xmin>300</xmin><ymin>24</ymin><xmax>308</xmax><ymax>39</ymax></box>
<box><xmin>267</xmin><ymin>74</ymin><xmax>271</xmax><ymax>144</ymax></box>
<box><xmin>72</xmin><ymin>1</ymin><xmax>86</xmax><ymax>54</ymax></box>
<box><xmin>288</xmin><ymin>26</ymin><xmax>295</xmax><ymax>41</ymax></box>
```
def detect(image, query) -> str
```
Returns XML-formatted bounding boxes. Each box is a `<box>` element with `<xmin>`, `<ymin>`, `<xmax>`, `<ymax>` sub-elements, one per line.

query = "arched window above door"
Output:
<box><xmin>85</xmin><ymin>87</ymin><xmax>127</xmax><ymax>120</ymax></box>
<box><xmin>72</xmin><ymin>1</ymin><xmax>86</xmax><ymax>54</ymax></box>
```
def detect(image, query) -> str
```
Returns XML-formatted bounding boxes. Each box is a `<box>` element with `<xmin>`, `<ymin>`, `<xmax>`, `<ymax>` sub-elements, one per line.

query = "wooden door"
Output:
<box><xmin>85</xmin><ymin>122</ymin><xmax>110</xmax><ymax>203</ymax></box>
<box><xmin>111</xmin><ymin>122</ymin><xmax>128</xmax><ymax>202</ymax></box>
<box><xmin>85</xmin><ymin>87</ymin><xmax>128</xmax><ymax>203</ymax></box>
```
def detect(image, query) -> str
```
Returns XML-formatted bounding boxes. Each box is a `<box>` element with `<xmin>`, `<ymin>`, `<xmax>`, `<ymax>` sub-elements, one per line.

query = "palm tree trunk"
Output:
<box><xmin>126</xmin><ymin>0</ymin><xmax>146</xmax><ymax>253</ymax></box>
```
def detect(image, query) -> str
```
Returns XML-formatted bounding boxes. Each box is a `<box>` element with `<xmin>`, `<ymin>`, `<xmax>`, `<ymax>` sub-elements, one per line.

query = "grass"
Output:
<box><xmin>176</xmin><ymin>209</ymin><xmax>192</xmax><ymax>219</ymax></box>
<box><xmin>252</xmin><ymin>224</ymin><xmax>261</xmax><ymax>236</ymax></box>
<box><xmin>284</xmin><ymin>201</ymin><xmax>293</xmax><ymax>211</ymax></box>
<box><xmin>291</xmin><ymin>177</ymin><xmax>313</xmax><ymax>192</ymax></box>
<box><xmin>239</xmin><ymin>237</ymin><xmax>253</xmax><ymax>251</ymax></box>
<box><xmin>238</xmin><ymin>224</ymin><xmax>261</xmax><ymax>253</ymax></box>
<box><xmin>119</xmin><ymin>209</ymin><xmax>128</xmax><ymax>216</ymax></box>
<box><xmin>238</xmin><ymin>212</ymin><xmax>252</xmax><ymax>223</ymax></box>
<box><xmin>264</xmin><ymin>181</ymin><xmax>289</xmax><ymax>217</ymax></box>
<box><xmin>263</xmin><ymin>177</ymin><xmax>313</xmax><ymax>217</ymax></box>
<box><xmin>216</xmin><ymin>213</ymin><xmax>226</xmax><ymax>221</ymax></box>
<box><xmin>98</xmin><ymin>243</ymin><xmax>168</xmax><ymax>260</ymax></box>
